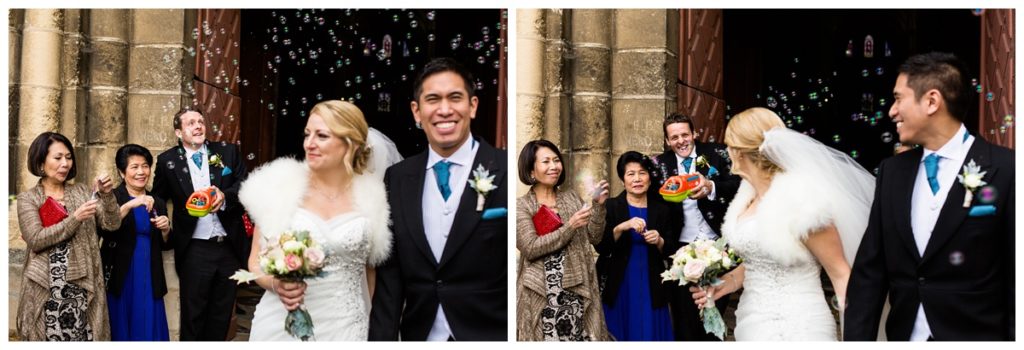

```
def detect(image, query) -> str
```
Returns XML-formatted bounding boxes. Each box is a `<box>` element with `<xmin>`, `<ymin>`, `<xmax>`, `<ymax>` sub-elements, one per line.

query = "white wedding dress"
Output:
<box><xmin>238</xmin><ymin>129</ymin><xmax>401</xmax><ymax>341</ymax></box>
<box><xmin>721</xmin><ymin>128</ymin><xmax>874</xmax><ymax>341</ymax></box>
<box><xmin>248</xmin><ymin>209</ymin><xmax>373</xmax><ymax>341</ymax></box>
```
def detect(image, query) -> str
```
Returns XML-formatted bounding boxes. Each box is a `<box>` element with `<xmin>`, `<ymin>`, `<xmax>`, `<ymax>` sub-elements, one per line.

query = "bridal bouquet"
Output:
<box><xmin>230</xmin><ymin>230</ymin><xmax>326</xmax><ymax>341</ymax></box>
<box><xmin>661</xmin><ymin>237</ymin><xmax>743</xmax><ymax>340</ymax></box>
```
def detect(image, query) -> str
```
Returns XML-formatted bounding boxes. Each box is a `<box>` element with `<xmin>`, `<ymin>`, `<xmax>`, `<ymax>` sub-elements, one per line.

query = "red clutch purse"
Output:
<box><xmin>39</xmin><ymin>197</ymin><xmax>69</xmax><ymax>228</ymax></box>
<box><xmin>532</xmin><ymin>205</ymin><xmax>563</xmax><ymax>236</ymax></box>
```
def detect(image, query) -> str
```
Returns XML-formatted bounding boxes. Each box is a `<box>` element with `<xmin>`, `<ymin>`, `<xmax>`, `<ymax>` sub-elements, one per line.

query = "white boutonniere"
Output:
<box><xmin>957</xmin><ymin>159</ymin><xmax>988</xmax><ymax>208</ymax></box>
<box><xmin>209</xmin><ymin>153</ymin><xmax>225</xmax><ymax>168</ymax></box>
<box><xmin>695</xmin><ymin>155</ymin><xmax>720</xmax><ymax>178</ymax></box>
<box><xmin>468</xmin><ymin>164</ymin><xmax>497</xmax><ymax>212</ymax></box>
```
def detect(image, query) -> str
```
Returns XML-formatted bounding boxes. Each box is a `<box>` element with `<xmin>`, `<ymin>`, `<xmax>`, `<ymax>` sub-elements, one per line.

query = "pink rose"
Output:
<box><xmin>284</xmin><ymin>254</ymin><xmax>303</xmax><ymax>272</ymax></box>
<box><xmin>304</xmin><ymin>246</ymin><xmax>325</xmax><ymax>269</ymax></box>
<box><xmin>683</xmin><ymin>259</ymin><xmax>708</xmax><ymax>283</ymax></box>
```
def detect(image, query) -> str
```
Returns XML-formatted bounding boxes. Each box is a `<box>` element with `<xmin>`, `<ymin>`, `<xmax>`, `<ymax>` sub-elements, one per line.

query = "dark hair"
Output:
<box><xmin>114</xmin><ymin>144</ymin><xmax>153</xmax><ymax>174</ymax></box>
<box><xmin>518</xmin><ymin>139</ymin><xmax>566</xmax><ymax>187</ymax></box>
<box><xmin>898</xmin><ymin>52</ymin><xmax>971</xmax><ymax>121</ymax></box>
<box><xmin>173</xmin><ymin>108</ymin><xmax>202</xmax><ymax>130</ymax></box>
<box><xmin>27</xmin><ymin>132</ymin><xmax>77</xmax><ymax>181</ymax></box>
<box><xmin>663</xmin><ymin>112</ymin><xmax>697</xmax><ymax>140</ymax></box>
<box><xmin>412</xmin><ymin>57</ymin><xmax>476</xmax><ymax>101</ymax></box>
<box><xmin>616</xmin><ymin>151</ymin><xmax>653</xmax><ymax>182</ymax></box>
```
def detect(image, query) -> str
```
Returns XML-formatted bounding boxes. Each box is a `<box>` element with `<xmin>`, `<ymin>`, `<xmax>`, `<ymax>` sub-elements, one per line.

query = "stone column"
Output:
<box><xmin>16</xmin><ymin>9</ymin><xmax>64</xmax><ymax>193</ymax></box>
<box><xmin>515</xmin><ymin>9</ymin><xmax>546</xmax><ymax>197</ymax></box>
<box><xmin>9</xmin><ymin>9</ymin><xmax>24</xmax><ymax>194</ymax></box>
<box><xmin>567</xmin><ymin>9</ymin><xmax>612</xmax><ymax>197</ymax></box>
<box><xmin>60</xmin><ymin>10</ymin><xmax>86</xmax><ymax>146</ymax></box>
<box><xmin>83</xmin><ymin>9</ymin><xmax>129</xmax><ymax>186</ymax></box>
<box><xmin>610</xmin><ymin>9</ymin><xmax>679</xmax><ymax>194</ymax></box>
<box><xmin>128</xmin><ymin>9</ymin><xmax>193</xmax><ymax>341</ymax></box>
<box><xmin>543</xmin><ymin>10</ymin><xmax>570</xmax><ymax>150</ymax></box>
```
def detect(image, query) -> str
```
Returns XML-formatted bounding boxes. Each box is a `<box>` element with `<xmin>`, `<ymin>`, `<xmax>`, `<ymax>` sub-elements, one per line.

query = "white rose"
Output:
<box><xmin>722</xmin><ymin>256</ymin><xmax>733</xmax><ymax>269</ymax></box>
<box><xmin>964</xmin><ymin>173</ymin><xmax>983</xmax><ymax>188</ymax></box>
<box><xmin>706</xmin><ymin>246</ymin><xmax>722</xmax><ymax>262</ymax></box>
<box><xmin>282</xmin><ymin>240</ymin><xmax>305</xmax><ymax>254</ymax></box>
<box><xmin>683</xmin><ymin>259</ymin><xmax>708</xmax><ymax>283</ymax></box>
<box><xmin>475</xmin><ymin>178</ymin><xmax>495</xmax><ymax>192</ymax></box>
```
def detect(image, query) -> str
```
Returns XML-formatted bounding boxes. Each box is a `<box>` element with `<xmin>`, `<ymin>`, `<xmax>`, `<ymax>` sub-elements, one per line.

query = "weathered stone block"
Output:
<box><xmin>543</xmin><ymin>94</ymin><xmax>569</xmax><ymax>146</ymax></box>
<box><xmin>60</xmin><ymin>88</ymin><xmax>86</xmax><ymax>144</ymax></box>
<box><xmin>615</xmin><ymin>9</ymin><xmax>670</xmax><ymax>49</ymax></box>
<box><xmin>13</xmin><ymin>144</ymin><xmax>35</xmax><ymax>194</ymax></box>
<box><xmin>572</xmin><ymin>46</ymin><xmax>611</xmax><ymax>94</ymax></box>
<box><xmin>127</xmin><ymin>93</ymin><xmax>180</xmax><ymax>147</ymax></box>
<box><xmin>77</xmin><ymin>145</ymin><xmax>120</xmax><ymax>186</ymax></box>
<box><xmin>86</xmin><ymin>89</ymin><xmax>127</xmax><ymax>143</ymax></box>
<box><xmin>570</xmin><ymin>9</ymin><xmax>610</xmax><ymax>45</ymax></box>
<box><xmin>516</xmin><ymin>95</ymin><xmax>545</xmax><ymax>144</ymax></box>
<box><xmin>9</xmin><ymin>25</ymin><xmax>22</xmax><ymax>82</ymax></box>
<box><xmin>544</xmin><ymin>9</ymin><xmax>564</xmax><ymax>40</ymax></box>
<box><xmin>516</xmin><ymin>39</ymin><xmax>545</xmax><ymax>95</ymax></box>
<box><xmin>611</xmin><ymin>99</ymin><xmax>672</xmax><ymax>155</ymax></box>
<box><xmin>24</xmin><ymin>9</ymin><xmax>62</xmax><ymax>31</ymax></box>
<box><xmin>566</xmin><ymin>152</ymin><xmax>612</xmax><ymax>199</ymax></box>
<box><xmin>61</xmin><ymin>34</ymin><xmax>85</xmax><ymax>88</ymax></box>
<box><xmin>132</xmin><ymin>9</ymin><xmax>187</xmax><ymax>44</ymax></box>
<box><xmin>63</xmin><ymin>9</ymin><xmax>83</xmax><ymax>33</ymax></box>
<box><xmin>17</xmin><ymin>86</ymin><xmax>61</xmax><ymax>140</ymax></box>
<box><xmin>87</xmin><ymin>10</ymin><xmax>128</xmax><ymax>39</ymax></box>
<box><xmin>612</xmin><ymin>51</ymin><xmax>673</xmax><ymax>96</ymax></box>
<box><xmin>543</xmin><ymin>42</ymin><xmax>566</xmax><ymax>94</ymax></box>
<box><xmin>129</xmin><ymin>47</ymin><xmax>185</xmax><ymax>92</ymax></box>
<box><xmin>20</xmin><ymin>29</ymin><xmax>62</xmax><ymax>87</ymax></box>
<box><xmin>569</xmin><ymin>95</ymin><xmax>610</xmax><ymax>149</ymax></box>
<box><xmin>87</xmin><ymin>40</ymin><xmax>128</xmax><ymax>87</ymax></box>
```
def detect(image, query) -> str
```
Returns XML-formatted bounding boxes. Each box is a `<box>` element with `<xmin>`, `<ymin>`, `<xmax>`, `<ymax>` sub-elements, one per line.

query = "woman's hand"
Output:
<box><xmin>274</xmin><ymin>278</ymin><xmax>307</xmax><ymax>311</ymax></box>
<box><xmin>641</xmin><ymin>229</ymin><xmax>663</xmax><ymax>247</ymax></box>
<box><xmin>95</xmin><ymin>174</ymin><xmax>114</xmax><ymax>194</ymax></box>
<box><xmin>566</xmin><ymin>206</ymin><xmax>592</xmax><ymax>230</ymax></box>
<box><xmin>615</xmin><ymin>217</ymin><xmax>646</xmax><ymax>235</ymax></box>
<box><xmin>591</xmin><ymin>180</ymin><xmax>610</xmax><ymax>205</ymax></box>
<box><xmin>73</xmin><ymin>199</ymin><xmax>99</xmax><ymax>222</ymax></box>
<box><xmin>689</xmin><ymin>283</ymin><xmax>729</xmax><ymax>308</ymax></box>
<box><xmin>128</xmin><ymin>195</ymin><xmax>155</xmax><ymax>212</ymax></box>
<box><xmin>151</xmin><ymin>215</ymin><xmax>170</xmax><ymax>232</ymax></box>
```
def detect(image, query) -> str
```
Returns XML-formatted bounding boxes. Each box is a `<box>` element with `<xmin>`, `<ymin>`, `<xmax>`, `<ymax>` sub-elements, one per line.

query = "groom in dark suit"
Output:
<box><xmin>152</xmin><ymin>109</ymin><xmax>250</xmax><ymax>341</ymax></box>
<box><xmin>648</xmin><ymin>112</ymin><xmax>740</xmax><ymax>341</ymax></box>
<box><xmin>845</xmin><ymin>52</ymin><xmax>1014</xmax><ymax>341</ymax></box>
<box><xmin>369</xmin><ymin>58</ymin><xmax>507</xmax><ymax>341</ymax></box>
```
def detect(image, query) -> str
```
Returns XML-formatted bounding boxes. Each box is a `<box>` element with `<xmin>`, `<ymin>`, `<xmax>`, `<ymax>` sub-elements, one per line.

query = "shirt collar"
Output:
<box><xmin>673</xmin><ymin>144</ymin><xmax>699</xmax><ymax>166</ymax></box>
<box><xmin>183</xmin><ymin>143</ymin><xmax>208</xmax><ymax>158</ymax></box>
<box><xmin>922</xmin><ymin>124</ymin><xmax>970</xmax><ymax>162</ymax></box>
<box><xmin>426</xmin><ymin>134</ymin><xmax>477</xmax><ymax>169</ymax></box>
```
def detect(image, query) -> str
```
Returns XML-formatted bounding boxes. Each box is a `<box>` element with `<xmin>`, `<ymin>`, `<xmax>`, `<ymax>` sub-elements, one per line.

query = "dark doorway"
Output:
<box><xmin>239</xmin><ymin>9</ymin><xmax>507</xmax><ymax>166</ymax></box>
<box><xmin>723</xmin><ymin>9</ymin><xmax>982</xmax><ymax>173</ymax></box>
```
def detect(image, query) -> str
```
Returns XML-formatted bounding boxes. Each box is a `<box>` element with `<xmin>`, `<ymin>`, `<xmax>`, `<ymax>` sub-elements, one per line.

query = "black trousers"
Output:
<box><xmin>179</xmin><ymin>238</ymin><xmax>240</xmax><ymax>341</ymax></box>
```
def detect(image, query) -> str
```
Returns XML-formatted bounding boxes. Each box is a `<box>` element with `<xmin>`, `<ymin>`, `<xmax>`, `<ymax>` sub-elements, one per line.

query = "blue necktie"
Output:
<box><xmin>434</xmin><ymin>160</ymin><xmax>452</xmax><ymax>200</ymax></box>
<box><xmin>192</xmin><ymin>152</ymin><xmax>203</xmax><ymax>169</ymax></box>
<box><xmin>682</xmin><ymin>157</ymin><xmax>693</xmax><ymax>173</ymax></box>
<box><xmin>924</xmin><ymin>153</ymin><xmax>940</xmax><ymax>195</ymax></box>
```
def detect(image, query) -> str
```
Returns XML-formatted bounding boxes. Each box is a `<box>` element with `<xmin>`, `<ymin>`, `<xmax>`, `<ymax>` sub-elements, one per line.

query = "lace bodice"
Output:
<box><xmin>727</xmin><ymin>215</ymin><xmax>837</xmax><ymax>341</ymax></box>
<box><xmin>249</xmin><ymin>209</ymin><xmax>372</xmax><ymax>341</ymax></box>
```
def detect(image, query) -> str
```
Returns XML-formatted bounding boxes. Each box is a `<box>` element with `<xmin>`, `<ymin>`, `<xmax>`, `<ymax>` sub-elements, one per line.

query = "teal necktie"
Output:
<box><xmin>682</xmin><ymin>157</ymin><xmax>693</xmax><ymax>173</ymax></box>
<box><xmin>924</xmin><ymin>153</ymin><xmax>940</xmax><ymax>195</ymax></box>
<box><xmin>192</xmin><ymin>152</ymin><xmax>203</xmax><ymax>169</ymax></box>
<box><xmin>434</xmin><ymin>160</ymin><xmax>452</xmax><ymax>200</ymax></box>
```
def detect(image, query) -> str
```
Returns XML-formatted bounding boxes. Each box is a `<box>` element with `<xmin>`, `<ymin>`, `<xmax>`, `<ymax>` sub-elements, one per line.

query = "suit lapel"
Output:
<box><xmin>894</xmin><ymin>149</ymin><xmax>923</xmax><ymax>262</ymax></box>
<box><xmin>920</xmin><ymin>140</ymin><xmax>992</xmax><ymax>264</ymax></box>
<box><xmin>208</xmin><ymin>142</ymin><xmax>224</xmax><ymax>189</ymax></box>
<box><xmin>439</xmin><ymin>141</ymin><xmax>501</xmax><ymax>269</ymax></box>
<box><xmin>172</xmin><ymin>145</ymin><xmax>196</xmax><ymax>195</ymax></box>
<box><xmin>402</xmin><ymin>152</ymin><xmax>435</xmax><ymax>266</ymax></box>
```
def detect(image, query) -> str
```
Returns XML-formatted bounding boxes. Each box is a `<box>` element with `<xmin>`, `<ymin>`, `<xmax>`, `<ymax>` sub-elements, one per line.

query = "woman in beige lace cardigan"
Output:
<box><xmin>515</xmin><ymin>140</ymin><xmax>611</xmax><ymax>341</ymax></box>
<box><xmin>16</xmin><ymin>132</ymin><xmax>120</xmax><ymax>341</ymax></box>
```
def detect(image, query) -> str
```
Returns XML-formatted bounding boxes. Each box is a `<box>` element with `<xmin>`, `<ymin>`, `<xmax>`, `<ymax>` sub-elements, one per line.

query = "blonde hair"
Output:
<box><xmin>310</xmin><ymin>100</ymin><xmax>372</xmax><ymax>176</ymax></box>
<box><xmin>724</xmin><ymin>107</ymin><xmax>787</xmax><ymax>175</ymax></box>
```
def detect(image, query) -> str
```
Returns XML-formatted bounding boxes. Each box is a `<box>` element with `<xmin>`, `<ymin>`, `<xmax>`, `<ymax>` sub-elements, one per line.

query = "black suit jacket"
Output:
<box><xmin>845</xmin><ymin>137</ymin><xmax>1014</xmax><ymax>341</ymax></box>
<box><xmin>596</xmin><ymin>193</ymin><xmax>673</xmax><ymax>307</ymax></box>
<box><xmin>151</xmin><ymin>141</ymin><xmax>250</xmax><ymax>274</ymax></box>
<box><xmin>369</xmin><ymin>139</ymin><xmax>508</xmax><ymax>341</ymax></box>
<box><xmin>649</xmin><ymin>141</ymin><xmax>740</xmax><ymax>256</ymax></box>
<box><xmin>98</xmin><ymin>184</ymin><xmax>173</xmax><ymax>298</ymax></box>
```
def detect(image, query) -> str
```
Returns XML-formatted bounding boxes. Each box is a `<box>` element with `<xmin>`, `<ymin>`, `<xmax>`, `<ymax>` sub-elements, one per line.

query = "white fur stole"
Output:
<box><xmin>238</xmin><ymin>157</ymin><xmax>393</xmax><ymax>266</ymax></box>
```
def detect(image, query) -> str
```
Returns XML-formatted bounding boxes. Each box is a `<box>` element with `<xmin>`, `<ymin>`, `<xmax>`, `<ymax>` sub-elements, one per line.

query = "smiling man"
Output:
<box><xmin>648</xmin><ymin>112</ymin><xmax>740</xmax><ymax>341</ymax></box>
<box><xmin>152</xmin><ymin>109</ymin><xmax>249</xmax><ymax>341</ymax></box>
<box><xmin>370</xmin><ymin>58</ymin><xmax>508</xmax><ymax>341</ymax></box>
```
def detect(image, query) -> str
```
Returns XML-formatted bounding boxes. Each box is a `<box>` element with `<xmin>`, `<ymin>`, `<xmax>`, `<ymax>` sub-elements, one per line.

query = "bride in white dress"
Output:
<box><xmin>238</xmin><ymin>100</ymin><xmax>403</xmax><ymax>341</ymax></box>
<box><xmin>690</xmin><ymin>107</ymin><xmax>874</xmax><ymax>340</ymax></box>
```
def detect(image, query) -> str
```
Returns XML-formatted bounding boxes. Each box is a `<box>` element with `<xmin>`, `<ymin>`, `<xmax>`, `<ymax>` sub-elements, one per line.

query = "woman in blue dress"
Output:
<box><xmin>597</xmin><ymin>151</ymin><xmax>674</xmax><ymax>341</ymax></box>
<box><xmin>98</xmin><ymin>144</ymin><xmax>172</xmax><ymax>341</ymax></box>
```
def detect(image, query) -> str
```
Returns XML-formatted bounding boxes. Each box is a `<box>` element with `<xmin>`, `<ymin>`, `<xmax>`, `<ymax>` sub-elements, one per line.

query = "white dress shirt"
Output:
<box><xmin>675</xmin><ymin>147</ymin><xmax>718</xmax><ymax>243</ymax></box>
<box><xmin>184</xmin><ymin>145</ymin><xmax>227</xmax><ymax>240</ymax></box>
<box><xmin>421</xmin><ymin>135</ymin><xmax>478</xmax><ymax>341</ymax></box>
<box><xmin>909</xmin><ymin>124</ymin><xmax>973</xmax><ymax>341</ymax></box>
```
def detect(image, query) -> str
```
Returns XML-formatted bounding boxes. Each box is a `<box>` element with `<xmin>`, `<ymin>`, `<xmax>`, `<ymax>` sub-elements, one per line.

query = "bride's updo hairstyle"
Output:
<box><xmin>311</xmin><ymin>100</ymin><xmax>372</xmax><ymax>176</ymax></box>
<box><xmin>724</xmin><ymin>107</ymin><xmax>786</xmax><ymax>176</ymax></box>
